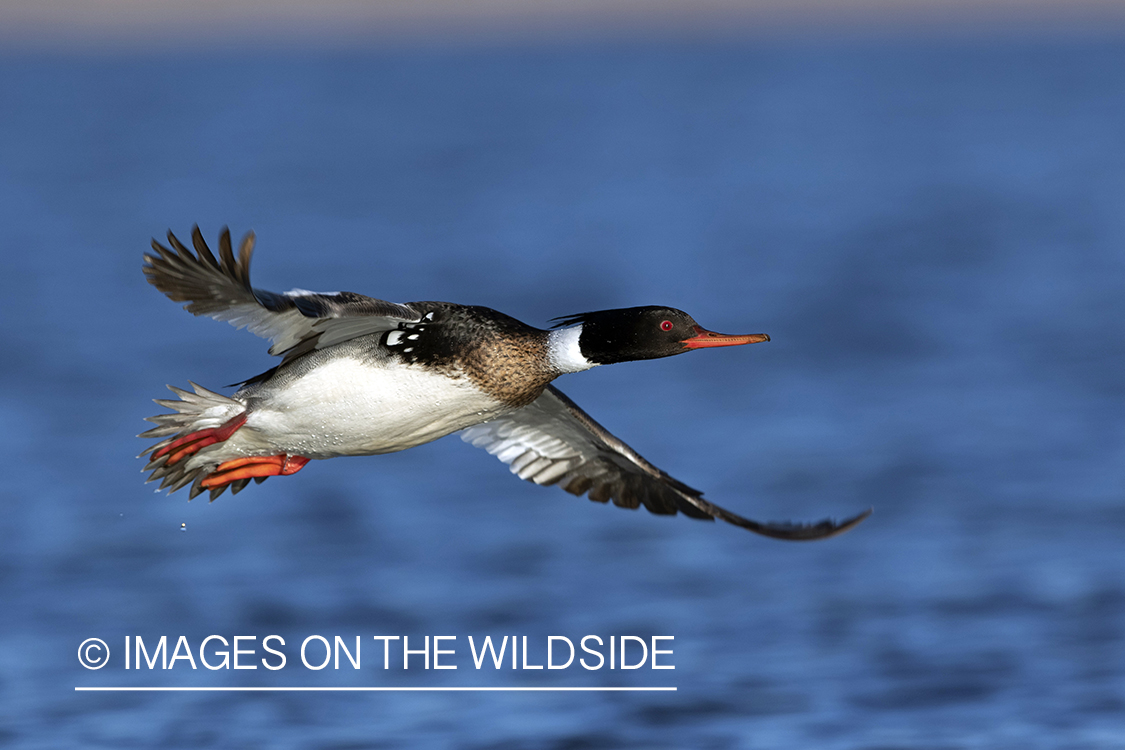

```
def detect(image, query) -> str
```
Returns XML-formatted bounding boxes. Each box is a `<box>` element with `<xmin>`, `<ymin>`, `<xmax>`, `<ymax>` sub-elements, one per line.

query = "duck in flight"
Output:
<box><xmin>140</xmin><ymin>227</ymin><xmax>870</xmax><ymax>541</ymax></box>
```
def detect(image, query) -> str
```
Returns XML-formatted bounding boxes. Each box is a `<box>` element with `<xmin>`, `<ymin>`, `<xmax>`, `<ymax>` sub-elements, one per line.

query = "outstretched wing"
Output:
<box><xmin>144</xmin><ymin>226</ymin><xmax>423</xmax><ymax>361</ymax></box>
<box><xmin>461</xmin><ymin>385</ymin><xmax>870</xmax><ymax>540</ymax></box>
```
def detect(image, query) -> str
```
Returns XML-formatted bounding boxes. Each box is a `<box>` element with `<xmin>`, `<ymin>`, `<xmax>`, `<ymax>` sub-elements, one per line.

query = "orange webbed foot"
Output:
<box><xmin>200</xmin><ymin>454</ymin><xmax>310</xmax><ymax>490</ymax></box>
<box><xmin>151</xmin><ymin>413</ymin><xmax>248</xmax><ymax>466</ymax></box>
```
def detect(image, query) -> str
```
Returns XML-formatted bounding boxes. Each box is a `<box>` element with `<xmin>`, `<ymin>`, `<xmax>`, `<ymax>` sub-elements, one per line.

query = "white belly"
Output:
<box><xmin>240</xmin><ymin>357</ymin><xmax>507</xmax><ymax>458</ymax></box>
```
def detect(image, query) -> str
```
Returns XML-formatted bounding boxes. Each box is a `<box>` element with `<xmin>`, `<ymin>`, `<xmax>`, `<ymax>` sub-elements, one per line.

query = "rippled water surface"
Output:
<box><xmin>2</xmin><ymin>38</ymin><xmax>1125</xmax><ymax>748</ymax></box>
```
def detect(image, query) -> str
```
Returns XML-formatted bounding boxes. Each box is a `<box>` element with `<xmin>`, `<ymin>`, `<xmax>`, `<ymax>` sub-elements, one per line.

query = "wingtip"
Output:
<box><xmin>698</xmin><ymin>496</ymin><xmax>873</xmax><ymax>541</ymax></box>
<box><xmin>827</xmin><ymin>506</ymin><xmax>873</xmax><ymax>537</ymax></box>
<box><xmin>767</xmin><ymin>506</ymin><xmax>873</xmax><ymax>541</ymax></box>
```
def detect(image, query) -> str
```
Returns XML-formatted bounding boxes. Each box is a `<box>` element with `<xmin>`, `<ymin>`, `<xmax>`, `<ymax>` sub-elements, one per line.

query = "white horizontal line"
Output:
<box><xmin>75</xmin><ymin>686</ymin><xmax>676</xmax><ymax>692</ymax></box>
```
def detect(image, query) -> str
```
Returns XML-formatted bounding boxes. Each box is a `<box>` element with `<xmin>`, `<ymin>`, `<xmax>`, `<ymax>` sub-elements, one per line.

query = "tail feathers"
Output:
<box><xmin>139</xmin><ymin>382</ymin><xmax>250</xmax><ymax>500</ymax></box>
<box><xmin>139</xmin><ymin>382</ymin><xmax>237</xmax><ymax>442</ymax></box>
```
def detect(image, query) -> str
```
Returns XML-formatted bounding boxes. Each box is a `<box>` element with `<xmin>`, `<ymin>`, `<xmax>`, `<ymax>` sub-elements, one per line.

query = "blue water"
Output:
<box><xmin>2</xmin><ymin>37</ymin><xmax>1125</xmax><ymax>747</ymax></box>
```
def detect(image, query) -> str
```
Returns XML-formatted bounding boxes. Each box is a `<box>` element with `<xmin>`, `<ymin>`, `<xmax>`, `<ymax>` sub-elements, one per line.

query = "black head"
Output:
<box><xmin>551</xmin><ymin>306</ymin><xmax>769</xmax><ymax>366</ymax></box>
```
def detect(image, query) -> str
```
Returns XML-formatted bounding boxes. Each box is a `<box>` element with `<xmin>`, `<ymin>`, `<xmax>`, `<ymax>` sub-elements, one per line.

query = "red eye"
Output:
<box><xmin>660</xmin><ymin>320</ymin><xmax>673</xmax><ymax>331</ymax></box>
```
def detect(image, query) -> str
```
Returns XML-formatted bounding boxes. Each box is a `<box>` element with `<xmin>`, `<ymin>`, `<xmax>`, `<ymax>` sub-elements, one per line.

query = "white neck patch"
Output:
<box><xmin>548</xmin><ymin>325</ymin><xmax>596</xmax><ymax>373</ymax></box>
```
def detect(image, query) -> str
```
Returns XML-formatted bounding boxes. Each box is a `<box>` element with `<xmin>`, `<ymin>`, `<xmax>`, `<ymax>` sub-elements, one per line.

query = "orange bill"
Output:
<box><xmin>681</xmin><ymin>326</ymin><xmax>770</xmax><ymax>349</ymax></box>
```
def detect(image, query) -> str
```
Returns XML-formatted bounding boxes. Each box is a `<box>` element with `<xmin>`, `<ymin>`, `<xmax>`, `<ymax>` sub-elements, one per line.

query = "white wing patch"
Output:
<box><xmin>187</xmin><ymin>302</ymin><xmax>310</xmax><ymax>357</ymax></box>
<box><xmin>310</xmin><ymin>316</ymin><xmax>404</xmax><ymax>351</ymax></box>
<box><xmin>460</xmin><ymin>390</ymin><xmax>609</xmax><ymax>487</ymax></box>
<box><xmin>284</xmin><ymin>288</ymin><xmax>340</xmax><ymax>297</ymax></box>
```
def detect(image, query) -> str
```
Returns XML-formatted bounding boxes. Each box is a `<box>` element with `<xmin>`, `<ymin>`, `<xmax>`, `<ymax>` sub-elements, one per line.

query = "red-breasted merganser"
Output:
<box><xmin>140</xmin><ymin>227</ymin><xmax>870</xmax><ymax>541</ymax></box>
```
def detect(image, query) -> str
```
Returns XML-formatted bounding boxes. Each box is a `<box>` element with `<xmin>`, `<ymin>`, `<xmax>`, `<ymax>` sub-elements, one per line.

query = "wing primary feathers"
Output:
<box><xmin>144</xmin><ymin>226</ymin><xmax>422</xmax><ymax>360</ymax></box>
<box><xmin>461</xmin><ymin>386</ymin><xmax>870</xmax><ymax>541</ymax></box>
<box><xmin>211</xmin><ymin>226</ymin><xmax>242</xmax><ymax>287</ymax></box>
<box><xmin>165</xmin><ymin>230</ymin><xmax>188</xmax><ymax>256</ymax></box>
<box><xmin>699</xmin><ymin>503</ymin><xmax>874</xmax><ymax>541</ymax></box>
<box><xmin>237</xmin><ymin>231</ymin><xmax>255</xmax><ymax>290</ymax></box>
<box><xmin>168</xmin><ymin>230</ymin><xmax>196</xmax><ymax>264</ymax></box>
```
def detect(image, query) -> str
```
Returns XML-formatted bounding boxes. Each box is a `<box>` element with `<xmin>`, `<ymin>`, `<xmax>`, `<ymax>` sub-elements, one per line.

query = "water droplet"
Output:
<box><xmin>180</xmin><ymin>523</ymin><xmax>187</xmax><ymax>532</ymax></box>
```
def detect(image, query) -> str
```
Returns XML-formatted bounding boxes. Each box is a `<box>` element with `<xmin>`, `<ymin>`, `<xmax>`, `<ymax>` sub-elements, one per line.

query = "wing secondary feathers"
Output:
<box><xmin>461</xmin><ymin>385</ymin><xmax>871</xmax><ymax>540</ymax></box>
<box><xmin>144</xmin><ymin>226</ymin><xmax>422</xmax><ymax>361</ymax></box>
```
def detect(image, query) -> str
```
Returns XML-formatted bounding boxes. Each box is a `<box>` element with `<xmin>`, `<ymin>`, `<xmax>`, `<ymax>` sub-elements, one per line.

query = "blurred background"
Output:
<box><xmin>2</xmin><ymin>1</ymin><xmax>1124</xmax><ymax>747</ymax></box>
